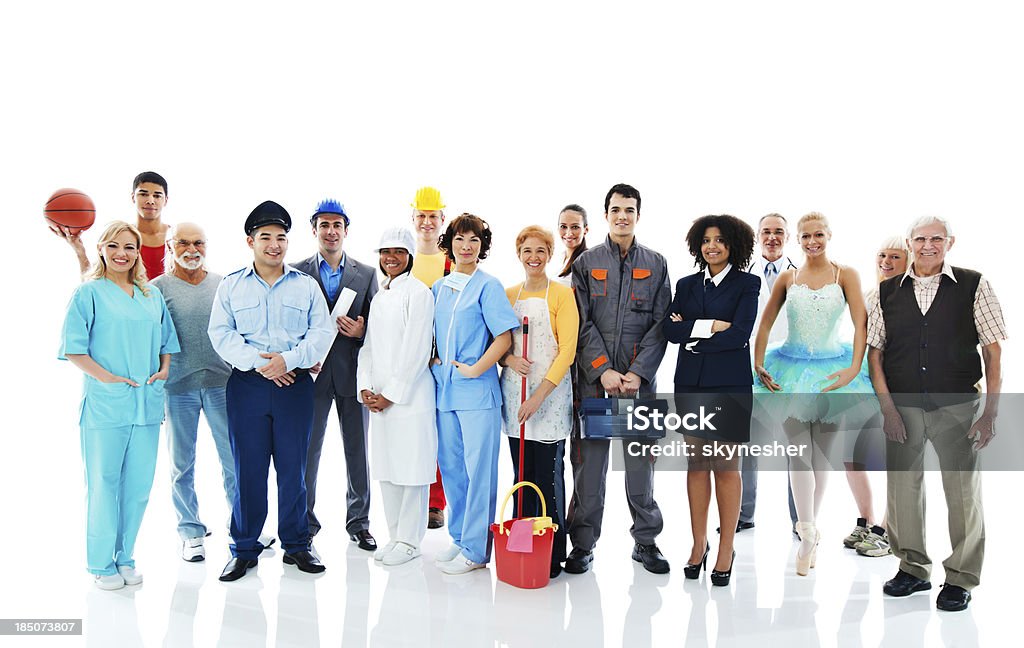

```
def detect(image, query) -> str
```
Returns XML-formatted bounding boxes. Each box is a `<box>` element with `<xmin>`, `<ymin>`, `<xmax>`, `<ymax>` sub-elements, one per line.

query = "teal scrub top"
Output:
<box><xmin>431</xmin><ymin>269</ymin><xmax>519</xmax><ymax>412</ymax></box>
<box><xmin>59</xmin><ymin>279</ymin><xmax>180</xmax><ymax>428</ymax></box>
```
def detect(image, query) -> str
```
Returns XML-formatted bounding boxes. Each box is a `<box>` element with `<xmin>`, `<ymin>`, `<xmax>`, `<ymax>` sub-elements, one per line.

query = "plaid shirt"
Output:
<box><xmin>867</xmin><ymin>262</ymin><xmax>1007</xmax><ymax>349</ymax></box>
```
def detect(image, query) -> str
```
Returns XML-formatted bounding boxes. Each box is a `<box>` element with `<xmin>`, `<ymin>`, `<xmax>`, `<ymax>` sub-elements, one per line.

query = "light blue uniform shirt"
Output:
<box><xmin>208</xmin><ymin>264</ymin><xmax>335</xmax><ymax>372</ymax></box>
<box><xmin>59</xmin><ymin>279</ymin><xmax>181</xmax><ymax>428</ymax></box>
<box><xmin>431</xmin><ymin>269</ymin><xmax>520</xmax><ymax>411</ymax></box>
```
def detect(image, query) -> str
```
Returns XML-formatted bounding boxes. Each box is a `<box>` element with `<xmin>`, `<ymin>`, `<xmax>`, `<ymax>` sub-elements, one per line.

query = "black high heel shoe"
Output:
<box><xmin>683</xmin><ymin>542</ymin><xmax>710</xmax><ymax>580</ymax></box>
<box><xmin>710</xmin><ymin>550</ymin><xmax>736</xmax><ymax>587</ymax></box>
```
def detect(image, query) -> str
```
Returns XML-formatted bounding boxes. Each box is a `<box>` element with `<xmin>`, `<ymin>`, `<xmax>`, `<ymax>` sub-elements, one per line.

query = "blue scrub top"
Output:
<box><xmin>59</xmin><ymin>279</ymin><xmax>180</xmax><ymax>429</ymax></box>
<box><xmin>431</xmin><ymin>269</ymin><xmax>519</xmax><ymax>412</ymax></box>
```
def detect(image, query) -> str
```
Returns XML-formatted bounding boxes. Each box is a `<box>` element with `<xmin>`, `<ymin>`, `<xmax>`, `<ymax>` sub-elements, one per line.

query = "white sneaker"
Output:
<box><xmin>435</xmin><ymin>544</ymin><xmax>462</xmax><ymax>564</ymax></box>
<box><xmin>383</xmin><ymin>543</ymin><xmax>421</xmax><ymax>566</ymax></box>
<box><xmin>182</xmin><ymin>537</ymin><xmax>205</xmax><ymax>562</ymax></box>
<box><xmin>258</xmin><ymin>534</ymin><xmax>277</xmax><ymax>549</ymax></box>
<box><xmin>438</xmin><ymin>551</ymin><xmax>485</xmax><ymax>575</ymax></box>
<box><xmin>117</xmin><ymin>566</ymin><xmax>143</xmax><ymax>586</ymax></box>
<box><xmin>374</xmin><ymin>541</ymin><xmax>398</xmax><ymax>562</ymax></box>
<box><xmin>94</xmin><ymin>573</ymin><xmax>125</xmax><ymax>590</ymax></box>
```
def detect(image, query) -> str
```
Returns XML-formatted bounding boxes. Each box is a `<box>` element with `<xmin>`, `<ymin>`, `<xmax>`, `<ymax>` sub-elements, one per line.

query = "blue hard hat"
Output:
<box><xmin>311</xmin><ymin>198</ymin><xmax>349</xmax><ymax>226</ymax></box>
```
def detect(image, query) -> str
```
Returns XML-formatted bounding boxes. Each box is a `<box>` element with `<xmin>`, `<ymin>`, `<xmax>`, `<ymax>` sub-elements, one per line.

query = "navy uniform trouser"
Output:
<box><xmin>226</xmin><ymin>368</ymin><xmax>314</xmax><ymax>559</ymax></box>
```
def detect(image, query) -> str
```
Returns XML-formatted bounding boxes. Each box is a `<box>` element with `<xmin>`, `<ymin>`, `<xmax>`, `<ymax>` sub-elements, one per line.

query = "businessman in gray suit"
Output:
<box><xmin>293</xmin><ymin>199</ymin><xmax>379</xmax><ymax>551</ymax></box>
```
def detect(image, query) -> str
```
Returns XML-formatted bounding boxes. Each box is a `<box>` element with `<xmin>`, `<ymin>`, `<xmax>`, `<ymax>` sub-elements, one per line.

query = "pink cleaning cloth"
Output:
<box><xmin>506</xmin><ymin>519</ymin><xmax>535</xmax><ymax>553</ymax></box>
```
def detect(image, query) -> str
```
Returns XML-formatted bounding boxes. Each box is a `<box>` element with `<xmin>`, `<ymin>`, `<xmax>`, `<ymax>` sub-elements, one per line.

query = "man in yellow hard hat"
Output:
<box><xmin>408</xmin><ymin>186</ymin><xmax>450</xmax><ymax>529</ymax></box>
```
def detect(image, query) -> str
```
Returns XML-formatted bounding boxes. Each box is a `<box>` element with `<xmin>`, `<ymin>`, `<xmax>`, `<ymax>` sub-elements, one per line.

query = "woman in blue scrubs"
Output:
<box><xmin>59</xmin><ymin>221</ymin><xmax>179</xmax><ymax>590</ymax></box>
<box><xmin>430</xmin><ymin>214</ymin><xmax>519</xmax><ymax>575</ymax></box>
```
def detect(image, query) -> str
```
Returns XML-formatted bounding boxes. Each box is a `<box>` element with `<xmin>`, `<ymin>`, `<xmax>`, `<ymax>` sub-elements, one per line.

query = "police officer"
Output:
<box><xmin>209</xmin><ymin>201</ymin><xmax>335</xmax><ymax>581</ymax></box>
<box><xmin>565</xmin><ymin>183</ymin><xmax>672</xmax><ymax>574</ymax></box>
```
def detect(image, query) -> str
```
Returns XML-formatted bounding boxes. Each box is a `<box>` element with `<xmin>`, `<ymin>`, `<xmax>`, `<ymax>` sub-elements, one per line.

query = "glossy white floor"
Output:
<box><xmin>2</xmin><ymin>414</ymin><xmax>1015</xmax><ymax>647</ymax></box>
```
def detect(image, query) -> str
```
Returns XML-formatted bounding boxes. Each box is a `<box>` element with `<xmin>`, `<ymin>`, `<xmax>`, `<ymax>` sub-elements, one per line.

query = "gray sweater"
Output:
<box><xmin>152</xmin><ymin>272</ymin><xmax>232</xmax><ymax>394</ymax></box>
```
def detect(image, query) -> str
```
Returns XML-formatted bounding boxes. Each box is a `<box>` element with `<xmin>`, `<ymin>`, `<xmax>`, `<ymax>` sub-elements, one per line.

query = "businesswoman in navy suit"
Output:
<box><xmin>664</xmin><ymin>214</ymin><xmax>758</xmax><ymax>586</ymax></box>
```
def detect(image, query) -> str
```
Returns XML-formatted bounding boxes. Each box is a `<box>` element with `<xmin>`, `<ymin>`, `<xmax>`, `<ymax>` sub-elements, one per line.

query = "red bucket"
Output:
<box><xmin>491</xmin><ymin>481</ymin><xmax>557</xmax><ymax>589</ymax></box>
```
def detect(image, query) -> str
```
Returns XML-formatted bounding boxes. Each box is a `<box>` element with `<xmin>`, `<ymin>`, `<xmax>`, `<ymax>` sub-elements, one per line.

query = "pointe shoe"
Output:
<box><xmin>683</xmin><ymin>542</ymin><xmax>710</xmax><ymax>580</ymax></box>
<box><xmin>795</xmin><ymin>521</ymin><xmax>819</xmax><ymax>576</ymax></box>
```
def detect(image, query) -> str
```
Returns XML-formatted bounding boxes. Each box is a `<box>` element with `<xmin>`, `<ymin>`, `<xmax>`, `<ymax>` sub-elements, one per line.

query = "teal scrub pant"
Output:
<box><xmin>437</xmin><ymin>408</ymin><xmax>501</xmax><ymax>564</ymax></box>
<box><xmin>80</xmin><ymin>423</ymin><xmax>160</xmax><ymax>576</ymax></box>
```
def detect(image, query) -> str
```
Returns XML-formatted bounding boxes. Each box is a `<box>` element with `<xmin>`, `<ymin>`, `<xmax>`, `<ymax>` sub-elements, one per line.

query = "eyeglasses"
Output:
<box><xmin>911</xmin><ymin>236</ymin><xmax>947</xmax><ymax>245</ymax></box>
<box><xmin>174</xmin><ymin>239</ymin><xmax>206</xmax><ymax>248</ymax></box>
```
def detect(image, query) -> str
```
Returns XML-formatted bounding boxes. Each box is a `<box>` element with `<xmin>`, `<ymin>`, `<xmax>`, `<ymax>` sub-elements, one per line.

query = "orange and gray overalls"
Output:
<box><xmin>567</xmin><ymin>235</ymin><xmax>671</xmax><ymax>550</ymax></box>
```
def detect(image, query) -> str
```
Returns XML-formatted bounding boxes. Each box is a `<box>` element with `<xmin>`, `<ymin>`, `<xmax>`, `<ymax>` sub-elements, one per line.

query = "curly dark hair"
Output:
<box><xmin>438</xmin><ymin>213</ymin><xmax>493</xmax><ymax>262</ymax></box>
<box><xmin>685</xmin><ymin>214</ymin><xmax>755</xmax><ymax>271</ymax></box>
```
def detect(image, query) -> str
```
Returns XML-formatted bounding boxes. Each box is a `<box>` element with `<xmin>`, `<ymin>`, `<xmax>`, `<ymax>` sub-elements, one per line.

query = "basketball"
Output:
<box><xmin>45</xmin><ymin>188</ymin><xmax>96</xmax><ymax>234</ymax></box>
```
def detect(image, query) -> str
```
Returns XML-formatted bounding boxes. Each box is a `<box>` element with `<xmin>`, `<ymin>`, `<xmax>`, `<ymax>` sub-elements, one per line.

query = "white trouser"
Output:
<box><xmin>380</xmin><ymin>481</ymin><xmax>429</xmax><ymax>548</ymax></box>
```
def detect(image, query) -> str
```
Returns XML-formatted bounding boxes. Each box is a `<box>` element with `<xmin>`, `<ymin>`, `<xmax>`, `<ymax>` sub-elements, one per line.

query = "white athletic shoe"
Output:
<box><xmin>117</xmin><ymin>566</ymin><xmax>143</xmax><ymax>586</ymax></box>
<box><xmin>439</xmin><ymin>551</ymin><xmax>485</xmax><ymax>575</ymax></box>
<box><xmin>383</xmin><ymin>543</ymin><xmax>421</xmax><ymax>566</ymax></box>
<box><xmin>435</xmin><ymin>544</ymin><xmax>462</xmax><ymax>564</ymax></box>
<box><xmin>374</xmin><ymin>541</ymin><xmax>398</xmax><ymax>562</ymax></box>
<box><xmin>182</xmin><ymin>537</ymin><xmax>206</xmax><ymax>562</ymax></box>
<box><xmin>94</xmin><ymin>573</ymin><xmax>125</xmax><ymax>590</ymax></box>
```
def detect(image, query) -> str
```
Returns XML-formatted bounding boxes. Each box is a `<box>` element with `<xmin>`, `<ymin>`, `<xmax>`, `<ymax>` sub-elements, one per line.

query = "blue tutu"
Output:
<box><xmin>754</xmin><ymin>281</ymin><xmax>879</xmax><ymax>426</ymax></box>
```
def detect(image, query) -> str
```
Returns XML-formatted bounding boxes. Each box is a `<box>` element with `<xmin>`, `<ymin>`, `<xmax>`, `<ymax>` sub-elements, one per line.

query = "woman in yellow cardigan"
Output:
<box><xmin>499</xmin><ymin>225</ymin><xmax>579</xmax><ymax>579</ymax></box>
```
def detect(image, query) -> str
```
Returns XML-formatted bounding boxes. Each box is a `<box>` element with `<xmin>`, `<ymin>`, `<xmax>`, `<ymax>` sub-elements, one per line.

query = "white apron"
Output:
<box><xmin>500</xmin><ymin>282</ymin><xmax>573</xmax><ymax>442</ymax></box>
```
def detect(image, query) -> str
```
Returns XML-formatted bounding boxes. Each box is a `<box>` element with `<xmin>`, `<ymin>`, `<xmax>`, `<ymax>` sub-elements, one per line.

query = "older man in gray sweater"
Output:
<box><xmin>153</xmin><ymin>222</ymin><xmax>274</xmax><ymax>561</ymax></box>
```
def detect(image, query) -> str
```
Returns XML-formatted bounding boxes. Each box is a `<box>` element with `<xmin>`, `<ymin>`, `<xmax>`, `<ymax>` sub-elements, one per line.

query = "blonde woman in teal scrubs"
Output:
<box><xmin>60</xmin><ymin>221</ymin><xmax>179</xmax><ymax>590</ymax></box>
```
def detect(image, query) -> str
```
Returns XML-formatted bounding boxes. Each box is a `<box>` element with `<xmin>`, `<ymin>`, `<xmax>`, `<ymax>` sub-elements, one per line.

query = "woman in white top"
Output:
<box><xmin>499</xmin><ymin>226</ymin><xmax>579</xmax><ymax>578</ymax></box>
<box><xmin>357</xmin><ymin>228</ymin><xmax>437</xmax><ymax>566</ymax></box>
<box><xmin>842</xmin><ymin>235</ymin><xmax>909</xmax><ymax>557</ymax></box>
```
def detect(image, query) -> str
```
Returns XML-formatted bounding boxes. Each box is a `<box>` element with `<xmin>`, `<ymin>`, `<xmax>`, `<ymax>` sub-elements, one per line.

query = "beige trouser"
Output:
<box><xmin>886</xmin><ymin>401</ymin><xmax>985</xmax><ymax>590</ymax></box>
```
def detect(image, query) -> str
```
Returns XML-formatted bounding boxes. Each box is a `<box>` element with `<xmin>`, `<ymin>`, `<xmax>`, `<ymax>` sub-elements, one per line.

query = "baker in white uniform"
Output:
<box><xmin>357</xmin><ymin>228</ymin><xmax>438</xmax><ymax>565</ymax></box>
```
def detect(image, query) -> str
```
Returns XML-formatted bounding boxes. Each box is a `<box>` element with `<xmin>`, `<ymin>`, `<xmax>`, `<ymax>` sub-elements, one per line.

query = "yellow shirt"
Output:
<box><xmin>411</xmin><ymin>252</ymin><xmax>448</xmax><ymax>289</ymax></box>
<box><xmin>505</xmin><ymin>281</ymin><xmax>579</xmax><ymax>386</ymax></box>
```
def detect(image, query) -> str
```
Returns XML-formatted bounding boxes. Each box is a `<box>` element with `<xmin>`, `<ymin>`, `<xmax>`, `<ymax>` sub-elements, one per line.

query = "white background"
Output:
<box><xmin>1</xmin><ymin>1</ymin><xmax>1021</xmax><ymax>646</ymax></box>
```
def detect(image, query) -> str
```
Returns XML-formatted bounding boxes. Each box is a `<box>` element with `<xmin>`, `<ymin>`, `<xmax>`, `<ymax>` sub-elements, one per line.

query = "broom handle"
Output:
<box><xmin>518</xmin><ymin>316</ymin><xmax>529</xmax><ymax>518</ymax></box>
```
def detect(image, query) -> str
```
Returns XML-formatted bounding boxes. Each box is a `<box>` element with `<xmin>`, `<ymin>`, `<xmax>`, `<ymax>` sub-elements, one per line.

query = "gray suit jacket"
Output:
<box><xmin>292</xmin><ymin>253</ymin><xmax>379</xmax><ymax>397</ymax></box>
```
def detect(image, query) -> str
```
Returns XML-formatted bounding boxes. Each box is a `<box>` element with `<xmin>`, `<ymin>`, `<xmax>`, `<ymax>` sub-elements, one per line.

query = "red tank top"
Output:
<box><xmin>140</xmin><ymin>244</ymin><xmax>166</xmax><ymax>279</ymax></box>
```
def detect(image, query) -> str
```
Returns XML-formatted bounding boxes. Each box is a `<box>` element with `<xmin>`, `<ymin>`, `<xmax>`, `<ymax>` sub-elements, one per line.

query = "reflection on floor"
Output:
<box><xmin>5</xmin><ymin>449</ymin><xmax>1011</xmax><ymax>647</ymax></box>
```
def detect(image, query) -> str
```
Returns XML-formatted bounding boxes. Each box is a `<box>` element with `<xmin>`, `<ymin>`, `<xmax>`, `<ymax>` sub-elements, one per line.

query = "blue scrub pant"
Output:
<box><xmin>226</xmin><ymin>369</ymin><xmax>314</xmax><ymax>560</ymax></box>
<box><xmin>437</xmin><ymin>408</ymin><xmax>502</xmax><ymax>565</ymax></box>
<box><xmin>166</xmin><ymin>386</ymin><xmax>235</xmax><ymax>540</ymax></box>
<box><xmin>81</xmin><ymin>423</ymin><xmax>160</xmax><ymax>576</ymax></box>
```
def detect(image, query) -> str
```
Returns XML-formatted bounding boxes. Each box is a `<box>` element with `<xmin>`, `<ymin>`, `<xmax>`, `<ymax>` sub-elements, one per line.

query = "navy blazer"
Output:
<box><xmin>292</xmin><ymin>254</ymin><xmax>378</xmax><ymax>397</ymax></box>
<box><xmin>662</xmin><ymin>268</ymin><xmax>760</xmax><ymax>388</ymax></box>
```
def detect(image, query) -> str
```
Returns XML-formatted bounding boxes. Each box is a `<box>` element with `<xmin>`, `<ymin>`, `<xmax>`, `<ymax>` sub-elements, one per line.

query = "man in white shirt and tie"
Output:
<box><xmin>736</xmin><ymin>214</ymin><xmax>798</xmax><ymax>532</ymax></box>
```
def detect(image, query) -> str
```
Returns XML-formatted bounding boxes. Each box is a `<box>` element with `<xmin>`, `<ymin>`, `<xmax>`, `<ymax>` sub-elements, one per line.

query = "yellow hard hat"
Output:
<box><xmin>411</xmin><ymin>186</ymin><xmax>445</xmax><ymax>211</ymax></box>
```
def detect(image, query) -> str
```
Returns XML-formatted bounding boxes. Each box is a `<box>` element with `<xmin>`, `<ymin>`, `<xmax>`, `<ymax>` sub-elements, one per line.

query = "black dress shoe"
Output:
<box><xmin>283</xmin><ymin>550</ymin><xmax>326</xmax><ymax>574</ymax></box>
<box><xmin>563</xmin><ymin>548</ymin><xmax>593</xmax><ymax>574</ymax></box>
<box><xmin>219</xmin><ymin>557</ymin><xmax>258</xmax><ymax>582</ymax></box>
<box><xmin>349</xmin><ymin>530</ymin><xmax>377</xmax><ymax>552</ymax></box>
<box><xmin>883</xmin><ymin>570</ymin><xmax>932</xmax><ymax>597</ymax></box>
<box><xmin>936</xmin><ymin>584</ymin><xmax>971</xmax><ymax>612</ymax></box>
<box><xmin>683</xmin><ymin>542</ymin><xmax>710</xmax><ymax>580</ymax></box>
<box><xmin>632</xmin><ymin>543</ymin><xmax>670</xmax><ymax>574</ymax></box>
<box><xmin>716</xmin><ymin>521</ymin><xmax>755</xmax><ymax>534</ymax></box>
<box><xmin>710</xmin><ymin>550</ymin><xmax>736</xmax><ymax>587</ymax></box>
<box><xmin>427</xmin><ymin>508</ymin><xmax>445</xmax><ymax>529</ymax></box>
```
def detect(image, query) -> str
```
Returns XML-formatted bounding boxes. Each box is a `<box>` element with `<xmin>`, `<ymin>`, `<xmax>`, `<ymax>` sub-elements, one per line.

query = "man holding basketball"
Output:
<box><xmin>209</xmin><ymin>201</ymin><xmax>335</xmax><ymax>581</ymax></box>
<box><xmin>53</xmin><ymin>171</ymin><xmax>171</xmax><ymax>279</ymax></box>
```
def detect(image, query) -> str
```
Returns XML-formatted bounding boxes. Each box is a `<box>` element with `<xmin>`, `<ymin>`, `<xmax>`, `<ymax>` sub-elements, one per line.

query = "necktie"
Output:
<box><xmin>705</xmin><ymin>278</ymin><xmax>715</xmax><ymax>293</ymax></box>
<box><xmin>764</xmin><ymin>262</ymin><xmax>778</xmax><ymax>290</ymax></box>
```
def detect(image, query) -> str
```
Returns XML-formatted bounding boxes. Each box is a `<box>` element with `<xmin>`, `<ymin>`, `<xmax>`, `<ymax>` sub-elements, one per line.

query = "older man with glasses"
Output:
<box><xmin>867</xmin><ymin>215</ymin><xmax>1006</xmax><ymax>612</ymax></box>
<box><xmin>153</xmin><ymin>223</ymin><xmax>276</xmax><ymax>561</ymax></box>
